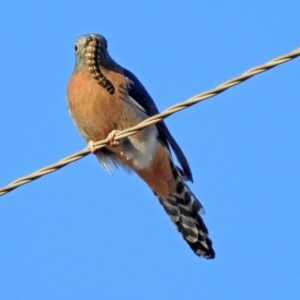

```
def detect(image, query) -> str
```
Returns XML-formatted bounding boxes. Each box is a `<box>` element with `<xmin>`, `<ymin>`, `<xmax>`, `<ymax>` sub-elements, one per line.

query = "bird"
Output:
<box><xmin>67</xmin><ymin>33</ymin><xmax>215</xmax><ymax>259</ymax></box>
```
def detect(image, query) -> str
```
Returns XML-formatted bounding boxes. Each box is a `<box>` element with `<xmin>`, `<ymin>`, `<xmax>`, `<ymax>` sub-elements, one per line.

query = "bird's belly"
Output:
<box><xmin>67</xmin><ymin>69</ymin><xmax>159</xmax><ymax>171</ymax></box>
<box><xmin>67</xmin><ymin>70</ymin><xmax>125</xmax><ymax>142</ymax></box>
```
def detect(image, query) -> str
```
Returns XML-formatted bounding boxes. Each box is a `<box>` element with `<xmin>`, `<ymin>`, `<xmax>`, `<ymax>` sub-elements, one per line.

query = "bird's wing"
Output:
<box><xmin>123</xmin><ymin>68</ymin><xmax>193</xmax><ymax>182</ymax></box>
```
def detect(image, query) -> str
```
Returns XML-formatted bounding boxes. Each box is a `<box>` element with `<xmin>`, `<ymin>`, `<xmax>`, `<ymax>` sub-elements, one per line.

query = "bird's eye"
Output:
<box><xmin>104</xmin><ymin>41</ymin><xmax>107</xmax><ymax>49</ymax></box>
<box><xmin>74</xmin><ymin>43</ymin><xmax>79</xmax><ymax>53</ymax></box>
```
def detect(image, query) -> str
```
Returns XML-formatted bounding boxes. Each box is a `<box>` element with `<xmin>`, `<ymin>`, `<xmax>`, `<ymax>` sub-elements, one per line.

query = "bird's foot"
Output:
<box><xmin>88</xmin><ymin>140</ymin><xmax>97</xmax><ymax>154</ymax></box>
<box><xmin>107</xmin><ymin>130</ymin><xmax>121</xmax><ymax>147</ymax></box>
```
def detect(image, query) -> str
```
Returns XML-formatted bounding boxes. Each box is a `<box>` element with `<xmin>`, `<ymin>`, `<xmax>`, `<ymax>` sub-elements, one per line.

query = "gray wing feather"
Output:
<box><xmin>123</xmin><ymin>68</ymin><xmax>193</xmax><ymax>182</ymax></box>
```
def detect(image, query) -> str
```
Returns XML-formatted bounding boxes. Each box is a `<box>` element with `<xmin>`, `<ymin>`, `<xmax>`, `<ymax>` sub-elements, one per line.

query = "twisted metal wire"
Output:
<box><xmin>0</xmin><ymin>46</ymin><xmax>299</xmax><ymax>196</ymax></box>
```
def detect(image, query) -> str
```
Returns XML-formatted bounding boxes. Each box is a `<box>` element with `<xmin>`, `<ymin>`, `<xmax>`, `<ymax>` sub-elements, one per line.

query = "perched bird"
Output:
<box><xmin>67</xmin><ymin>34</ymin><xmax>215</xmax><ymax>258</ymax></box>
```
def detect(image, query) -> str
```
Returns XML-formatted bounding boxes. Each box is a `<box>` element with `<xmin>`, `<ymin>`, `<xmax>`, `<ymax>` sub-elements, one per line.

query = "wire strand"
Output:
<box><xmin>0</xmin><ymin>46</ymin><xmax>299</xmax><ymax>196</ymax></box>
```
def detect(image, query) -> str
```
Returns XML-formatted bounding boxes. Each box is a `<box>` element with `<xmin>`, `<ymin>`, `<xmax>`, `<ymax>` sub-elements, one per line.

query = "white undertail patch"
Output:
<box><xmin>123</xmin><ymin>125</ymin><xmax>159</xmax><ymax>170</ymax></box>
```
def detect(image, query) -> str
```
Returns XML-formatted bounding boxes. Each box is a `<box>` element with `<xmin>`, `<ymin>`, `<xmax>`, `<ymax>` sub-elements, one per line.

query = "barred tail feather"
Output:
<box><xmin>154</xmin><ymin>164</ymin><xmax>215</xmax><ymax>259</ymax></box>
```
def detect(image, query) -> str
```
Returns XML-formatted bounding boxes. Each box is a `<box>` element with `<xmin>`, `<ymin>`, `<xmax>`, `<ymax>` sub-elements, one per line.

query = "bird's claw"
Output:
<box><xmin>88</xmin><ymin>140</ymin><xmax>97</xmax><ymax>153</ymax></box>
<box><xmin>107</xmin><ymin>130</ymin><xmax>121</xmax><ymax>147</ymax></box>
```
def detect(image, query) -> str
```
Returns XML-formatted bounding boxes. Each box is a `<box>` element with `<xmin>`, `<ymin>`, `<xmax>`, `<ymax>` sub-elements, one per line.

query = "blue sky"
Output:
<box><xmin>0</xmin><ymin>1</ymin><xmax>299</xmax><ymax>299</ymax></box>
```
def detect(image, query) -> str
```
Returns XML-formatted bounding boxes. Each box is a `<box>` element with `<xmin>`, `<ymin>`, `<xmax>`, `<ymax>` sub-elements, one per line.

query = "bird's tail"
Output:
<box><xmin>153</xmin><ymin>163</ymin><xmax>215</xmax><ymax>258</ymax></box>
